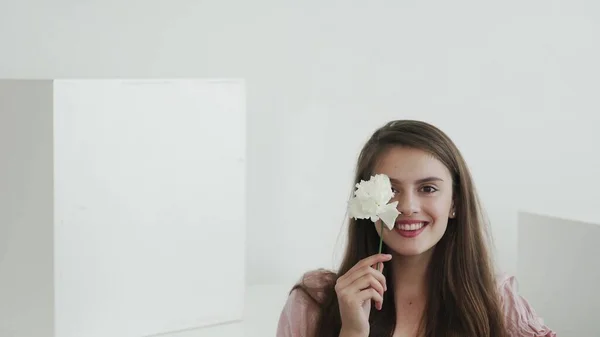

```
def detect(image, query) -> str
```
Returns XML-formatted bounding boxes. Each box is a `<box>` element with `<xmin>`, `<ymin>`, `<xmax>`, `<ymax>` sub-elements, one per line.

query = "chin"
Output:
<box><xmin>384</xmin><ymin>236</ymin><xmax>438</xmax><ymax>257</ymax></box>
<box><xmin>388</xmin><ymin>246</ymin><xmax>432</xmax><ymax>257</ymax></box>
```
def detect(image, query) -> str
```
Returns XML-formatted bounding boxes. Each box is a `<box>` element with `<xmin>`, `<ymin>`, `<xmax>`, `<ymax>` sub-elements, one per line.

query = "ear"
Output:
<box><xmin>449</xmin><ymin>201</ymin><xmax>456</xmax><ymax>219</ymax></box>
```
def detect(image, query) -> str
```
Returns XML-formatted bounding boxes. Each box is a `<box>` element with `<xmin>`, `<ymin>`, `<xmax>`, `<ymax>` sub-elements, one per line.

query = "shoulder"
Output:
<box><xmin>276</xmin><ymin>269</ymin><xmax>337</xmax><ymax>337</ymax></box>
<box><xmin>495</xmin><ymin>273</ymin><xmax>557</xmax><ymax>337</ymax></box>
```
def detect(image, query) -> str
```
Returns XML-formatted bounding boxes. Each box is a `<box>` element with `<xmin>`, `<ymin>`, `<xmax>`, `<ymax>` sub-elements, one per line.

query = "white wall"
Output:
<box><xmin>2</xmin><ymin>1</ymin><xmax>600</xmax><ymax>334</ymax></box>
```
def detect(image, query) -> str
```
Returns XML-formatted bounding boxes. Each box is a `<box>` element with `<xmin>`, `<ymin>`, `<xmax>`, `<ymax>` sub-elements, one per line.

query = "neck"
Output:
<box><xmin>389</xmin><ymin>249</ymin><xmax>433</xmax><ymax>302</ymax></box>
<box><xmin>388</xmin><ymin>249</ymin><xmax>434</xmax><ymax>336</ymax></box>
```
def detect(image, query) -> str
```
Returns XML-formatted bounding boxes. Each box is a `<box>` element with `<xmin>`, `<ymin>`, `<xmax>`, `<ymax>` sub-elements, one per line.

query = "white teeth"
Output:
<box><xmin>396</xmin><ymin>222</ymin><xmax>425</xmax><ymax>231</ymax></box>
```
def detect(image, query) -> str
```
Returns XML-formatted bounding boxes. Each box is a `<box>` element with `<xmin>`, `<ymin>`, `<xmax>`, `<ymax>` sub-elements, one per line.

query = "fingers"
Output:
<box><xmin>337</xmin><ymin>283</ymin><xmax>385</xmax><ymax>311</ymax></box>
<box><xmin>335</xmin><ymin>254</ymin><xmax>391</xmax><ymax>311</ymax></box>
<box><xmin>338</xmin><ymin>254</ymin><xmax>390</xmax><ymax>286</ymax></box>
<box><xmin>347</xmin><ymin>254</ymin><xmax>392</xmax><ymax>275</ymax></box>
<box><xmin>372</xmin><ymin>260</ymin><xmax>385</xmax><ymax>277</ymax></box>
<box><xmin>337</xmin><ymin>255</ymin><xmax>390</xmax><ymax>292</ymax></box>
<box><xmin>339</xmin><ymin>264</ymin><xmax>387</xmax><ymax>292</ymax></box>
<box><xmin>371</xmin><ymin>262</ymin><xmax>384</xmax><ymax>273</ymax></box>
<box><xmin>349</xmin><ymin>272</ymin><xmax>385</xmax><ymax>310</ymax></box>
<box><xmin>357</xmin><ymin>288</ymin><xmax>383</xmax><ymax>310</ymax></box>
<box><xmin>351</xmin><ymin>269</ymin><xmax>385</xmax><ymax>293</ymax></box>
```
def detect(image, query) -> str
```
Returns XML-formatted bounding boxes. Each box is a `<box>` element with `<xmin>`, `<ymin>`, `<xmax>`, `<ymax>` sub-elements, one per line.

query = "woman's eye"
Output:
<box><xmin>391</xmin><ymin>187</ymin><xmax>399</xmax><ymax>194</ymax></box>
<box><xmin>421</xmin><ymin>185</ymin><xmax>438</xmax><ymax>193</ymax></box>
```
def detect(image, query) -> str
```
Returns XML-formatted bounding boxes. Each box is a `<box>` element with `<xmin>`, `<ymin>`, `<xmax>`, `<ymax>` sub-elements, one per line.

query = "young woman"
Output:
<box><xmin>276</xmin><ymin>120</ymin><xmax>555</xmax><ymax>337</ymax></box>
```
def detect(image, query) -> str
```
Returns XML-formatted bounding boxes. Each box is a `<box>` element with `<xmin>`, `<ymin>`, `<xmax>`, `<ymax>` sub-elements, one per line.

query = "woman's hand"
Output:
<box><xmin>335</xmin><ymin>253</ymin><xmax>391</xmax><ymax>337</ymax></box>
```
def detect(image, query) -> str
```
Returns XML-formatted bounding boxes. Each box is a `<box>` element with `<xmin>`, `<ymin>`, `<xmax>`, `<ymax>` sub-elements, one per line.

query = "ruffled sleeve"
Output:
<box><xmin>276</xmin><ymin>288</ymin><xmax>320</xmax><ymax>337</ymax></box>
<box><xmin>276</xmin><ymin>270</ymin><xmax>333</xmax><ymax>337</ymax></box>
<box><xmin>497</xmin><ymin>274</ymin><xmax>557</xmax><ymax>337</ymax></box>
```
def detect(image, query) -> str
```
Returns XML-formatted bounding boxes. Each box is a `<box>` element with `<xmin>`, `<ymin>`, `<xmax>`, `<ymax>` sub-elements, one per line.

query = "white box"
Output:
<box><xmin>0</xmin><ymin>79</ymin><xmax>246</xmax><ymax>337</ymax></box>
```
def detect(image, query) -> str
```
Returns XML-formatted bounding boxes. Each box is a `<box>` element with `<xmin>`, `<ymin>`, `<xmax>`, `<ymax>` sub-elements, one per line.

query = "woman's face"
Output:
<box><xmin>372</xmin><ymin>146</ymin><xmax>455</xmax><ymax>257</ymax></box>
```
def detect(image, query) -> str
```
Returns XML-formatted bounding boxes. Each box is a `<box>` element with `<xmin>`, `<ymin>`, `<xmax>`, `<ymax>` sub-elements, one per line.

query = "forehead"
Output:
<box><xmin>373</xmin><ymin>146</ymin><xmax>452</xmax><ymax>181</ymax></box>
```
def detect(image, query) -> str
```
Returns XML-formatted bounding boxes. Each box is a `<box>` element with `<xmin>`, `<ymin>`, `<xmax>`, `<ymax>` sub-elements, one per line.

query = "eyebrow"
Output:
<box><xmin>389</xmin><ymin>177</ymin><xmax>444</xmax><ymax>184</ymax></box>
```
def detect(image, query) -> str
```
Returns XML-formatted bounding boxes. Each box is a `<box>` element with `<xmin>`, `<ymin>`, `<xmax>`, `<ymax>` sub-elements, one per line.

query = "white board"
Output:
<box><xmin>517</xmin><ymin>212</ymin><xmax>600</xmax><ymax>336</ymax></box>
<box><xmin>53</xmin><ymin>79</ymin><xmax>246</xmax><ymax>337</ymax></box>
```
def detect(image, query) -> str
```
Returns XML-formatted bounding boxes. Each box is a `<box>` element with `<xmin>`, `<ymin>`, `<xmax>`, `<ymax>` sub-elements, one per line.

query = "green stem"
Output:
<box><xmin>377</xmin><ymin>221</ymin><xmax>384</xmax><ymax>271</ymax></box>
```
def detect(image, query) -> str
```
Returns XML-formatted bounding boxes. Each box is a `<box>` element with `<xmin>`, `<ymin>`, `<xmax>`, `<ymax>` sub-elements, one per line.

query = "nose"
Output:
<box><xmin>395</xmin><ymin>190</ymin><xmax>419</xmax><ymax>216</ymax></box>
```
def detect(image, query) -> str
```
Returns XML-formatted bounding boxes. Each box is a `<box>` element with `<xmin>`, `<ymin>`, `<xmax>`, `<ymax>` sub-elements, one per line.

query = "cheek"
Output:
<box><xmin>425</xmin><ymin>200</ymin><xmax>451</xmax><ymax>234</ymax></box>
<box><xmin>424</xmin><ymin>197</ymin><xmax>452</xmax><ymax>219</ymax></box>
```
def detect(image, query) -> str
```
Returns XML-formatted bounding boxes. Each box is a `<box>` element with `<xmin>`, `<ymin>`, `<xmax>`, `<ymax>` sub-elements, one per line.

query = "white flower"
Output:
<box><xmin>348</xmin><ymin>174</ymin><xmax>400</xmax><ymax>230</ymax></box>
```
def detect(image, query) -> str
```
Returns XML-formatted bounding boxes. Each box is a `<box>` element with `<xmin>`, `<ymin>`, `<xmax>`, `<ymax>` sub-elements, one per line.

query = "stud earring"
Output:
<box><xmin>452</xmin><ymin>211</ymin><xmax>456</xmax><ymax>217</ymax></box>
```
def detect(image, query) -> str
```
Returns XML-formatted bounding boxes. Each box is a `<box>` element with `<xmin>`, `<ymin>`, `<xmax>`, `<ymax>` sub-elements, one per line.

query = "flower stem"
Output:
<box><xmin>377</xmin><ymin>221</ymin><xmax>384</xmax><ymax>271</ymax></box>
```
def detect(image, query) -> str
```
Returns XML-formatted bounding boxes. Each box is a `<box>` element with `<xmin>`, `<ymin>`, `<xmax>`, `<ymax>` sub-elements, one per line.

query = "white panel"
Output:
<box><xmin>518</xmin><ymin>212</ymin><xmax>600</xmax><ymax>336</ymax></box>
<box><xmin>53</xmin><ymin>79</ymin><xmax>245</xmax><ymax>337</ymax></box>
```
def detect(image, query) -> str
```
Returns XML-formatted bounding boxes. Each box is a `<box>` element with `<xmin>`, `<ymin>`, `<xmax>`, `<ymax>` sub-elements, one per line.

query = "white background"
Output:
<box><xmin>1</xmin><ymin>1</ymin><xmax>600</xmax><ymax>336</ymax></box>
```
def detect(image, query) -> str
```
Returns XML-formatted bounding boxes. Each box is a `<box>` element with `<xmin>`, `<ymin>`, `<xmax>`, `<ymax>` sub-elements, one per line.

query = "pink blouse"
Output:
<box><xmin>276</xmin><ymin>270</ymin><xmax>556</xmax><ymax>337</ymax></box>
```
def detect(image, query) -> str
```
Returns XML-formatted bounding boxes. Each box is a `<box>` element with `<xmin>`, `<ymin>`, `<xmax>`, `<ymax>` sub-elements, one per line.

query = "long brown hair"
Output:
<box><xmin>292</xmin><ymin>120</ymin><xmax>508</xmax><ymax>337</ymax></box>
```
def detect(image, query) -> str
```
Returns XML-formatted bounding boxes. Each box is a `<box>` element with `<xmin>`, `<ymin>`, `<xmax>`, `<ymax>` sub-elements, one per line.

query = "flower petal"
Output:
<box><xmin>377</xmin><ymin>201</ymin><xmax>399</xmax><ymax>230</ymax></box>
<box><xmin>348</xmin><ymin>197</ymin><xmax>367</xmax><ymax>219</ymax></box>
<box><xmin>348</xmin><ymin>174</ymin><xmax>397</xmax><ymax>225</ymax></box>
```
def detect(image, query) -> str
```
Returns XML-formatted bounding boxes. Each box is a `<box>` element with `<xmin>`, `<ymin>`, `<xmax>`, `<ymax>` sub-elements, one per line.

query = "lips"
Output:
<box><xmin>394</xmin><ymin>219</ymin><xmax>430</xmax><ymax>228</ymax></box>
<box><xmin>393</xmin><ymin>220</ymin><xmax>430</xmax><ymax>238</ymax></box>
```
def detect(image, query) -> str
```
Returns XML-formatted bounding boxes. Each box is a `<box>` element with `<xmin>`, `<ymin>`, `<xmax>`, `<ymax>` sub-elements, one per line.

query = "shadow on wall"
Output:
<box><xmin>517</xmin><ymin>211</ymin><xmax>600</xmax><ymax>336</ymax></box>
